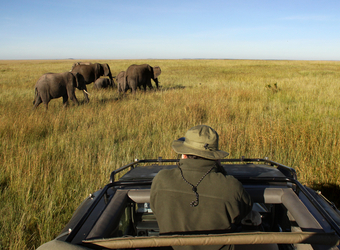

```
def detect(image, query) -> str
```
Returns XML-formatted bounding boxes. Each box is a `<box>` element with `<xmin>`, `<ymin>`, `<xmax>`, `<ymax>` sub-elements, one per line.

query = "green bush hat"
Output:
<box><xmin>172</xmin><ymin>125</ymin><xmax>229</xmax><ymax>160</ymax></box>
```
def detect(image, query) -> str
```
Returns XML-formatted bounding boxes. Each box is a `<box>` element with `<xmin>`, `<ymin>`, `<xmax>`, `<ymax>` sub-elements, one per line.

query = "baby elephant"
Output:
<box><xmin>93</xmin><ymin>78</ymin><xmax>114</xmax><ymax>89</ymax></box>
<box><xmin>33</xmin><ymin>72</ymin><xmax>88</xmax><ymax>110</ymax></box>
<box><xmin>116</xmin><ymin>71</ymin><xmax>126</xmax><ymax>93</ymax></box>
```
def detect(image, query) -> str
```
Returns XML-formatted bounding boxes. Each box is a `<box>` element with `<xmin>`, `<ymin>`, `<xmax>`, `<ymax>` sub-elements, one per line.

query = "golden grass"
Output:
<box><xmin>0</xmin><ymin>59</ymin><xmax>339</xmax><ymax>249</ymax></box>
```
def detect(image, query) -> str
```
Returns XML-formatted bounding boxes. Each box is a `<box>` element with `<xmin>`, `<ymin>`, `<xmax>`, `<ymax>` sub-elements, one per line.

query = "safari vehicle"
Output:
<box><xmin>38</xmin><ymin>158</ymin><xmax>340</xmax><ymax>250</ymax></box>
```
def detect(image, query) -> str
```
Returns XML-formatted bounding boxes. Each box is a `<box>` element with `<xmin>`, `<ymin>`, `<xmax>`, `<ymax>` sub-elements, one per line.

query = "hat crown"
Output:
<box><xmin>184</xmin><ymin>125</ymin><xmax>219</xmax><ymax>151</ymax></box>
<box><xmin>171</xmin><ymin>125</ymin><xmax>229</xmax><ymax>160</ymax></box>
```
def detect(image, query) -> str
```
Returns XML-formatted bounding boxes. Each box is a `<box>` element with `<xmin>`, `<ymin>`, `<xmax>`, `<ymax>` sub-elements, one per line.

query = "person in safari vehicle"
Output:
<box><xmin>150</xmin><ymin>125</ymin><xmax>253</xmax><ymax>250</ymax></box>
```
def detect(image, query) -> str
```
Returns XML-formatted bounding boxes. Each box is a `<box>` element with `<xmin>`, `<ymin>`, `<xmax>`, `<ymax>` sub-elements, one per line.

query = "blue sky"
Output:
<box><xmin>1</xmin><ymin>0</ymin><xmax>339</xmax><ymax>60</ymax></box>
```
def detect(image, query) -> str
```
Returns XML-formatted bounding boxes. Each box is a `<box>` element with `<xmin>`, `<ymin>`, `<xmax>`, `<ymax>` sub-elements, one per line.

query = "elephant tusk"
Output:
<box><xmin>83</xmin><ymin>90</ymin><xmax>90</xmax><ymax>95</ymax></box>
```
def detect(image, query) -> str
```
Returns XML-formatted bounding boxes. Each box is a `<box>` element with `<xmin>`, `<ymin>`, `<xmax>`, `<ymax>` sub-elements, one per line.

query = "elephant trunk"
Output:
<box><xmin>108</xmin><ymin>72</ymin><xmax>113</xmax><ymax>82</ymax></box>
<box><xmin>102</xmin><ymin>64</ymin><xmax>113</xmax><ymax>82</ymax></box>
<box><xmin>154</xmin><ymin>78</ymin><xmax>159</xmax><ymax>88</ymax></box>
<box><xmin>110</xmin><ymin>78</ymin><xmax>115</xmax><ymax>88</ymax></box>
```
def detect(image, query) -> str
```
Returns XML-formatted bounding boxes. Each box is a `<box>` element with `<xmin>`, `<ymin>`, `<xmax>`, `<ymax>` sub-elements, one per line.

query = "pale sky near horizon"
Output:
<box><xmin>1</xmin><ymin>0</ymin><xmax>339</xmax><ymax>60</ymax></box>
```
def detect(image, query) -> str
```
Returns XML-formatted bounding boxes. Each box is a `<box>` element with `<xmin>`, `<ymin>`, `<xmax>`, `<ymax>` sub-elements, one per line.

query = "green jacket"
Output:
<box><xmin>150</xmin><ymin>159</ymin><xmax>253</xmax><ymax>250</ymax></box>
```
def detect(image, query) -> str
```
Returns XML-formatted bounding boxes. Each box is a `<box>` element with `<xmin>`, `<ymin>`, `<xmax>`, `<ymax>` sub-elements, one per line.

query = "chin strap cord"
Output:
<box><xmin>178</xmin><ymin>165</ymin><xmax>214</xmax><ymax>207</ymax></box>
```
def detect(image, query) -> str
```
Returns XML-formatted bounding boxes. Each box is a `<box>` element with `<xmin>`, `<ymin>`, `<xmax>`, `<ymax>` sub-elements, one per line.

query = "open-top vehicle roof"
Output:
<box><xmin>37</xmin><ymin>158</ymin><xmax>340</xmax><ymax>250</ymax></box>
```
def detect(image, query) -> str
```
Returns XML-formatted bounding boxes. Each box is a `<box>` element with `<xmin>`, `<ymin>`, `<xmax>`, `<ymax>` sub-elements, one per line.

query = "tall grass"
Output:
<box><xmin>0</xmin><ymin>59</ymin><xmax>339</xmax><ymax>249</ymax></box>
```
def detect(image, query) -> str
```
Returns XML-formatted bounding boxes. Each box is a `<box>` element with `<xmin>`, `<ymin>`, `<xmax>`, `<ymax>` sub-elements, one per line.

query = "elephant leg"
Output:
<box><xmin>45</xmin><ymin>102</ymin><xmax>48</xmax><ymax>111</ymax></box>
<box><xmin>146</xmin><ymin>79</ymin><xmax>153</xmax><ymax>90</ymax></box>
<box><xmin>33</xmin><ymin>95</ymin><xmax>43</xmax><ymax>109</ymax></box>
<box><xmin>62</xmin><ymin>95</ymin><xmax>69</xmax><ymax>108</ymax></box>
<box><xmin>66</xmin><ymin>86</ymin><xmax>79</xmax><ymax>106</ymax></box>
<box><xmin>154</xmin><ymin>79</ymin><xmax>159</xmax><ymax>88</ymax></box>
<box><xmin>83</xmin><ymin>90</ymin><xmax>89</xmax><ymax>103</ymax></box>
<box><xmin>129</xmin><ymin>80</ymin><xmax>137</xmax><ymax>94</ymax></box>
<box><xmin>38</xmin><ymin>97</ymin><xmax>49</xmax><ymax>110</ymax></box>
<box><xmin>44</xmin><ymin>103</ymin><xmax>49</xmax><ymax>110</ymax></box>
<box><xmin>40</xmin><ymin>93</ymin><xmax>50</xmax><ymax>110</ymax></box>
<box><xmin>69</xmin><ymin>94</ymin><xmax>79</xmax><ymax>106</ymax></box>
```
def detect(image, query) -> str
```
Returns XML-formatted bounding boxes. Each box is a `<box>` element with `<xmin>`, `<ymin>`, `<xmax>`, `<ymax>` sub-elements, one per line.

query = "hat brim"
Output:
<box><xmin>172</xmin><ymin>139</ymin><xmax>229</xmax><ymax>160</ymax></box>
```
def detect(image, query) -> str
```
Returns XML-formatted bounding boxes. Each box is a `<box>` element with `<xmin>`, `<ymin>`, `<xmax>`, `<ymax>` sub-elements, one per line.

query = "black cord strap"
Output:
<box><xmin>178</xmin><ymin>165</ymin><xmax>214</xmax><ymax>207</ymax></box>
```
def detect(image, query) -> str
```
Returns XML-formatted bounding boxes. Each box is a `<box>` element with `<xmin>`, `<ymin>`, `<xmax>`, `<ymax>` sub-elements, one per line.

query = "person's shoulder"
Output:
<box><xmin>157</xmin><ymin>168</ymin><xmax>176</xmax><ymax>175</ymax></box>
<box><xmin>224</xmin><ymin>174</ymin><xmax>238</xmax><ymax>181</ymax></box>
<box><xmin>219</xmin><ymin>174</ymin><xmax>244</xmax><ymax>187</ymax></box>
<box><xmin>153</xmin><ymin>168</ymin><xmax>177</xmax><ymax>180</ymax></box>
<box><xmin>151</xmin><ymin>168</ymin><xmax>178</xmax><ymax>191</ymax></box>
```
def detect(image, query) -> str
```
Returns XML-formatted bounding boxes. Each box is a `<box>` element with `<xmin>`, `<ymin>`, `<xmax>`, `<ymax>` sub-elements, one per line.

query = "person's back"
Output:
<box><xmin>150</xmin><ymin>125</ymin><xmax>253</xmax><ymax>250</ymax></box>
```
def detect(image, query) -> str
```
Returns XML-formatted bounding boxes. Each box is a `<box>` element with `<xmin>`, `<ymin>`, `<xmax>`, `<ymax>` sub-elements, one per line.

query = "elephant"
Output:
<box><xmin>33</xmin><ymin>71</ymin><xmax>88</xmax><ymax>110</ymax></box>
<box><xmin>70</xmin><ymin>62</ymin><xmax>92</xmax><ymax>71</ymax></box>
<box><xmin>116</xmin><ymin>71</ymin><xmax>125</xmax><ymax>93</ymax></box>
<box><xmin>122</xmin><ymin>64</ymin><xmax>161</xmax><ymax>94</ymax></box>
<box><xmin>71</xmin><ymin>62</ymin><xmax>113</xmax><ymax>102</ymax></box>
<box><xmin>93</xmin><ymin>78</ymin><xmax>114</xmax><ymax>89</ymax></box>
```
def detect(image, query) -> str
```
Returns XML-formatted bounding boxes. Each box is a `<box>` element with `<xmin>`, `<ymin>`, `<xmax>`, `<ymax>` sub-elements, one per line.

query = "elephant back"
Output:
<box><xmin>71</xmin><ymin>62</ymin><xmax>92</xmax><ymax>71</ymax></box>
<box><xmin>71</xmin><ymin>63</ymin><xmax>100</xmax><ymax>85</ymax></box>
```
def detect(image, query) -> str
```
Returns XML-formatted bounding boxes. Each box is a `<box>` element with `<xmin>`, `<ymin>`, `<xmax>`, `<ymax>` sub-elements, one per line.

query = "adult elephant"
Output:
<box><xmin>71</xmin><ymin>62</ymin><xmax>113</xmax><ymax>102</ymax></box>
<box><xmin>33</xmin><ymin>72</ymin><xmax>88</xmax><ymax>110</ymax></box>
<box><xmin>123</xmin><ymin>64</ymin><xmax>161</xmax><ymax>94</ymax></box>
<box><xmin>93</xmin><ymin>78</ymin><xmax>114</xmax><ymax>89</ymax></box>
<box><xmin>70</xmin><ymin>62</ymin><xmax>92</xmax><ymax>71</ymax></box>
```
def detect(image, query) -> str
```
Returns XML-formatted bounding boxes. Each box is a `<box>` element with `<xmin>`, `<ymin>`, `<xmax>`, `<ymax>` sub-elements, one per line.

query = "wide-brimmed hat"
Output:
<box><xmin>172</xmin><ymin>125</ymin><xmax>229</xmax><ymax>160</ymax></box>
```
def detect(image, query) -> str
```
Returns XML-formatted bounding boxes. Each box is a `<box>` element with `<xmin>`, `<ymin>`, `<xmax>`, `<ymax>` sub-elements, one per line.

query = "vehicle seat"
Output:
<box><xmin>86</xmin><ymin>190</ymin><xmax>129</xmax><ymax>239</ymax></box>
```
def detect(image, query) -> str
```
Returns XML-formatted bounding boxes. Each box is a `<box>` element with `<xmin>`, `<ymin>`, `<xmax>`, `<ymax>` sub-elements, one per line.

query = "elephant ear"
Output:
<box><xmin>102</xmin><ymin>64</ymin><xmax>111</xmax><ymax>76</ymax></box>
<box><xmin>94</xmin><ymin>63</ymin><xmax>102</xmax><ymax>79</ymax></box>
<box><xmin>74</xmin><ymin>72</ymin><xmax>80</xmax><ymax>88</ymax></box>
<box><xmin>153</xmin><ymin>66</ymin><xmax>161</xmax><ymax>78</ymax></box>
<box><xmin>74</xmin><ymin>72</ymin><xmax>86</xmax><ymax>89</ymax></box>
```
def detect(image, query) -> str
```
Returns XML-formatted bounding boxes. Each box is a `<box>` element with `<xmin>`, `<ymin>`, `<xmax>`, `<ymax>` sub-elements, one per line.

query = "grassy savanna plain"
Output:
<box><xmin>0</xmin><ymin>59</ymin><xmax>339</xmax><ymax>249</ymax></box>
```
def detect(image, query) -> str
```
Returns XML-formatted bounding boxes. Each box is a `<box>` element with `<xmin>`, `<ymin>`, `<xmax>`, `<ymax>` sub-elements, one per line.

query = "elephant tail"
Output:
<box><xmin>33</xmin><ymin>87</ymin><xmax>38</xmax><ymax>104</ymax></box>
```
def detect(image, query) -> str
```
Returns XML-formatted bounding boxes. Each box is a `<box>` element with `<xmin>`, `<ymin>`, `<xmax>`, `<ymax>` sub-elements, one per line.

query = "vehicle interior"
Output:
<box><xmin>58</xmin><ymin>159</ymin><xmax>339</xmax><ymax>250</ymax></box>
<box><xmin>80</xmin><ymin>186</ymin><xmax>338</xmax><ymax>250</ymax></box>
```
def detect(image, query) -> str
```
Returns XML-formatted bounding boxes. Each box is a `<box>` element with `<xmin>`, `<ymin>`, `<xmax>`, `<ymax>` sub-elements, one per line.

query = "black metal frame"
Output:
<box><xmin>109</xmin><ymin>157</ymin><xmax>297</xmax><ymax>183</ymax></box>
<box><xmin>65</xmin><ymin>158</ymin><xmax>339</xmax><ymax>245</ymax></box>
